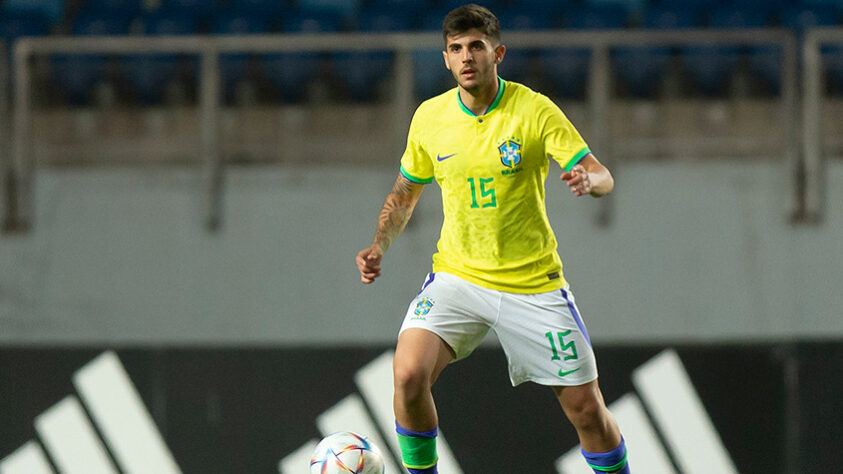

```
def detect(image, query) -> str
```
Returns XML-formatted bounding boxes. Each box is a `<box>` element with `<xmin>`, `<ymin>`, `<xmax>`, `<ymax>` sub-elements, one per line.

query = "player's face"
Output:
<box><xmin>443</xmin><ymin>29</ymin><xmax>505</xmax><ymax>93</ymax></box>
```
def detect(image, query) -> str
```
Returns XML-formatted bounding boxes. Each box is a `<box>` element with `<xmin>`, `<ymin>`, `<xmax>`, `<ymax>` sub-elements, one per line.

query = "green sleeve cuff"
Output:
<box><xmin>564</xmin><ymin>147</ymin><xmax>591</xmax><ymax>172</ymax></box>
<box><xmin>400</xmin><ymin>165</ymin><xmax>433</xmax><ymax>184</ymax></box>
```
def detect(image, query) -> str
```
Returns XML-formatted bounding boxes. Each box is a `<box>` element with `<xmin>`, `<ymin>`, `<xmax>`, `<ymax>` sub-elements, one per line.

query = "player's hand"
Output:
<box><xmin>561</xmin><ymin>164</ymin><xmax>592</xmax><ymax>197</ymax></box>
<box><xmin>356</xmin><ymin>245</ymin><xmax>383</xmax><ymax>284</ymax></box>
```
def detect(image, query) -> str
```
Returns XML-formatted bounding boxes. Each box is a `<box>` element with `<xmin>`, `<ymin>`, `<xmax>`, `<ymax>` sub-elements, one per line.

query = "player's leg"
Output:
<box><xmin>393</xmin><ymin>328</ymin><xmax>455</xmax><ymax>431</ymax></box>
<box><xmin>553</xmin><ymin>382</ymin><xmax>630</xmax><ymax>473</ymax></box>
<box><xmin>393</xmin><ymin>328</ymin><xmax>454</xmax><ymax>474</ymax></box>
<box><xmin>495</xmin><ymin>287</ymin><xmax>630</xmax><ymax>473</ymax></box>
<box><xmin>394</xmin><ymin>272</ymin><xmax>494</xmax><ymax>474</ymax></box>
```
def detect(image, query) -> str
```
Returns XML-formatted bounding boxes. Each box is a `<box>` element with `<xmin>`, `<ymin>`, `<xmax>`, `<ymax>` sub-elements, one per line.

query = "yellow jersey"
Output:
<box><xmin>399</xmin><ymin>78</ymin><xmax>590</xmax><ymax>293</ymax></box>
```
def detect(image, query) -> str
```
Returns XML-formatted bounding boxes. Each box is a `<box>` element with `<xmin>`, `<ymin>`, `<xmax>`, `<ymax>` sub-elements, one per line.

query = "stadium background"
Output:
<box><xmin>0</xmin><ymin>0</ymin><xmax>841</xmax><ymax>472</ymax></box>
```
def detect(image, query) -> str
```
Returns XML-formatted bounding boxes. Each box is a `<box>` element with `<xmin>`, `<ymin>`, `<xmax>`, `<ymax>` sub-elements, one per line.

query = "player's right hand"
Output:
<box><xmin>356</xmin><ymin>245</ymin><xmax>383</xmax><ymax>284</ymax></box>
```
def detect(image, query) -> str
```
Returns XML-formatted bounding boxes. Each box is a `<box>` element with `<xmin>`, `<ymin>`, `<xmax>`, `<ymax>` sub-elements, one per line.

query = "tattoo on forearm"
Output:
<box><xmin>373</xmin><ymin>175</ymin><xmax>421</xmax><ymax>252</ymax></box>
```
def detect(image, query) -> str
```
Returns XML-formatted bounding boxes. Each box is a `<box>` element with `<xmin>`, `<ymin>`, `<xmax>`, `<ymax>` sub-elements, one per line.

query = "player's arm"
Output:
<box><xmin>560</xmin><ymin>153</ymin><xmax>614</xmax><ymax>197</ymax></box>
<box><xmin>356</xmin><ymin>173</ymin><xmax>425</xmax><ymax>284</ymax></box>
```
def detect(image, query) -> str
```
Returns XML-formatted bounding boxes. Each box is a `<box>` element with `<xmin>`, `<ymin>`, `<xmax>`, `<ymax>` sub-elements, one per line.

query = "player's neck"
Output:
<box><xmin>458</xmin><ymin>77</ymin><xmax>500</xmax><ymax>116</ymax></box>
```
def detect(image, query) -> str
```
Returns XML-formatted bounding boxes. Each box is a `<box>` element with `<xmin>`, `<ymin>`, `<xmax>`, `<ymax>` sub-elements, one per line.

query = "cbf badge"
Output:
<box><xmin>414</xmin><ymin>297</ymin><xmax>434</xmax><ymax>317</ymax></box>
<box><xmin>498</xmin><ymin>138</ymin><xmax>522</xmax><ymax>168</ymax></box>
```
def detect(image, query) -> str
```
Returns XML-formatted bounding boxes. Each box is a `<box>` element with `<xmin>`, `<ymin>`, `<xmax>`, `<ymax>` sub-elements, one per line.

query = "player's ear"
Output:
<box><xmin>442</xmin><ymin>50</ymin><xmax>451</xmax><ymax>70</ymax></box>
<box><xmin>494</xmin><ymin>44</ymin><xmax>506</xmax><ymax>64</ymax></box>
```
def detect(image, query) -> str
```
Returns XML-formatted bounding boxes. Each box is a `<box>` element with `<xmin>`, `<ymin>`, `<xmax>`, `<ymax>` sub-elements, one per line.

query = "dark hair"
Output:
<box><xmin>442</xmin><ymin>4</ymin><xmax>501</xmax><ymax>44</ymax></box>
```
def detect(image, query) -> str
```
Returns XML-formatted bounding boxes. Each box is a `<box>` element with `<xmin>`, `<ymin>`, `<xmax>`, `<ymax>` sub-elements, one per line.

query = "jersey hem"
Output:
<box><xmin>431</xmin><ymin>267</ymin><xmax>567</xmax><ymax>294</ymax></box>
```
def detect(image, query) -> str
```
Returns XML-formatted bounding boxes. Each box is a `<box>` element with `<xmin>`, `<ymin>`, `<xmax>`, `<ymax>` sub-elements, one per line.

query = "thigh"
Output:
<box><xmin>394</xmin><ymin>328</ymin><xmax>455</xmax><ymax>385</ymax></box>
<box><xmin>399</xmin><ymin>272</ymin><xmax>496</xmax><ymax>361</ymax></box>
<box><xmin>495</xmin><ymin>286</ymin><xmax>598</xmax><ymax>386</ymax></box>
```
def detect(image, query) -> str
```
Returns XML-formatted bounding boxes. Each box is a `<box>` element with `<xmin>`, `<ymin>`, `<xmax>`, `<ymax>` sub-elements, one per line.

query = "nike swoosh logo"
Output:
<box><xmin>558</xmin><ymin>367</ymin><xmax>581</xmax><ymax>377</ymax></box>
<box><xmin>437</xmin><ymin>153</ymin><xmax>457</xmax><ymax>162</ymax></box>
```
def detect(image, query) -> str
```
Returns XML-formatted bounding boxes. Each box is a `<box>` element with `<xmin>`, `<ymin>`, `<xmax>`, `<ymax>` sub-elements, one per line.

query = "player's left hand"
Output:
<box><xmin>561</xmin><ymin>164</ymin><xmax>592</xmax><ymax>196</ymax></box>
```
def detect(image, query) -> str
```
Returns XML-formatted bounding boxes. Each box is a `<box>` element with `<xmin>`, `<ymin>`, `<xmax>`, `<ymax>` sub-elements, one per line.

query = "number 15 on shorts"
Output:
<box><xmin>545</xmin><ymin>330</ymin><xmax>578</xmax><ymax>362</ymax></box>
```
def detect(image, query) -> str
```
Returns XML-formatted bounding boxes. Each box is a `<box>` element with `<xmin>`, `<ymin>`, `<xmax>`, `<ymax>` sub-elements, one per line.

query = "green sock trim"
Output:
<box><xmin>586</xmin><ymin>451</ymin><xmax>628</xmax><ymax>472</ymax></box>
<box><xmin>397</xmin><ymin>432</ymin><xmax>438</xmax><ymax>469</ymax></box>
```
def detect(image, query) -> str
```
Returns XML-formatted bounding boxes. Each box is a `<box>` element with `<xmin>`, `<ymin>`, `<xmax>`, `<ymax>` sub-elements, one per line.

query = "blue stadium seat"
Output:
<box><xmin>226</xmin><ymin>0</ymin><xmax>288</xmax><ymax>18</ymax></box>
<box><xmin>365</xmin><ymin>0</ymin><xmax>427</xmax><ymax>20</ymax></box>
<box><xmin>585</xmin><ymin>0</ymin><xmax>648</xmax><ymax>17</ymax></box>
<box><xmin>0</xmin><ymin>12</ymin><xmax>49</xmax><ymax>77</ymax></box>
<box><xmin>506</xmin><ymin>0</ymin><xmax>571</xmax><ymax>21</ymax></box>
<box><xmin>495</xmin><ymin>6</ymin><xmax>553</xmax><ymax>84</ymax></box>
<box><xmin>613</xmin><ymin>6</ymin><xmax>699</xmax><ymax>98</ymax></box>
<box><xmin>708</xmin><ymin>3</ymin><xmax>779</xmax><ymax>96</ymax></box>
<box><xmin>0</xmin><ymin>13</ymin><xmax>50</xmax><ymax>42</ymax></box>
<box><xmin>121</xmin><ymin>13</ymin><xmax>200</xmax><ymax>104</ymax></box>
<box><xmin>779</xmin><ymin>5</ymin><xmax>840</xmax><ymax>32</ymax></box>
<box><xmin>297</xmin><ymin>0</ymin><xmax>360</xmax><ymax>21</ymax></box>
<box><xmin>679</xmin><ymin>2</ymin><xmax>773</xmax><ymax>96</ymax></box>
<box><xmin>650</xmin><ymin>0</ymin><xmax>714</xmax><ymax>10</ymax></box>
<box><xmin>1</xmin><ymin>0</ymin><xmax>63</xmax><ymax>27</ymax></box>
<box><xmin>157</xmin><ymin>0</ymin><xmax>217</xmax><ymax>18</ymax></box>
<box><xmin>434</xmin><ymin>0</ymin><xmax>502</xmax><ymax>13</ymax></box>
<box><xmin>49</xmin><ymin>12</ymin><xmax>133</xmax><ymax>104</ymax></box>
<box><xmin>825</xmin><ymin>44</ymin><xmax>843</xmax><ymax>94</ymax></box>
<box><xmin>83</xmin><ymin>0</ymin><xmax>145</xmax><ymax>18</ymax></box>
<box><xmin>543</xmin><ymin>5</ymin><xmax>627</xmax><ymax>98</ymax></box>
<box><xmin>337</xmin><ymin>8</ymin><xmax>414</xmax><ymax>101</ymax></box>
<box><xmin>412</xmin><ymin>9</ymin><xmax>452</xmax><ymax>99</ymax></box>
<box><xmin>261</xmin><ymin>10</ymin><xmax>343</xmax><ymax>102</ymax></box>
<box><xmin>211</xmin><ymin>13</ymin><xmax>271</xmax><ymax>101</ymax></box>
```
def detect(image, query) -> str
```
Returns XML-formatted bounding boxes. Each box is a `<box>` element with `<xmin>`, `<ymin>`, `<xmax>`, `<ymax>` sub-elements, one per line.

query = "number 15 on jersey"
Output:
<box><xmin>468</xmin><ymin>177</ymin><xmax>497</xmax><ymax>209</ymax></box>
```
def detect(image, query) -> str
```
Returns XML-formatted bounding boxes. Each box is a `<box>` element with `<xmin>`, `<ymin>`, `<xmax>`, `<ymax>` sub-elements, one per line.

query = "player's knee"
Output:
<box><xmin>393</xmin><ymin>362</ymin><xmax>431</xmax><ymax>400</ymax></box>
<box><xmin>564</xmin><ymin>396</ymin><xmax>607</xmax><ymax>432</ymax></box>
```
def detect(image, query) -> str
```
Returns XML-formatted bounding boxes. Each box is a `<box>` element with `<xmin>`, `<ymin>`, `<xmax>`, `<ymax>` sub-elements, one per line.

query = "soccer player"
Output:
<box><xmin>355</xmin><ymin>4</ymin><xmax>630</xmax><ymax>474</ymax></box>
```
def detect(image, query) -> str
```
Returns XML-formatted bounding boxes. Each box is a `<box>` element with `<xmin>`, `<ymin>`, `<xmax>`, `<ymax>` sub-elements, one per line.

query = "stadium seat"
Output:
<box><xmin>613</xmin><ymin>6</ymin><xmax>699</xmax><ymax>98</ymax></box>
<box><xmin>412</xmin><ymin>8</ymin><xmax>457</xmax><ymax>100</ymax></box>
<box><xmin>495</xmin><ymin>6</ymin><xmax>554</xmax><ymax>84</ymax></box>
<box><xmin>336</xmin><ymin>8</ymin><xmax>414</xmax><ymax>101</ymax></box>
<box><xmin>156</xmin><ymin>0</ymin><xmax>217</xmax><ymax>19</ymax></box>
<box><xmin>506</xmin><ymin>0</ymin><xmax>571</xmax><ymax>21</ymax></box>
<box><xmin>1</xmin><ymin>0</ymin><xmax>63</xmax><ymax>27</ymax></box>
<box><xmin>83</xmin><ymin>0</ymin><xmax>145</xmax><ymax>18</ymax></box>
<box><xmin>365</xmin><ymin>0</ymin><xmax>427</xmax><ymax>20</ymax></box>
<box><xmin>49</xmin><ymin>12</ymin><xmax>133</xmax><ymax>105</ymax></box>
<box><xmin>678</xmin><ymin>2</ymin><xmax>775</xmax><ymax>96</ymax></box>
<box><xmin>261</xmin><ymin>10</ymin><xmax>343</xmax><ymax>102</ymax></box>
<box><xmin>297</xmin><ymin>0</ymin><xmax>360</xmax><ymax>21</ymax></box>
<box><xmin>543</xmin><ymin>5</ymin><xmax>628</xmax><ymax>98</ymax></box>
<box><xmin>0</xmin><ymin>12</ymin><xmax>50</xmax><ymax>43</ymax></box>
<box><xmin>225</xmin><ymin>0</ymin><xmax>288</xmax><ymax>18</ymax></box>
<box><xmin>825</xmin><ymin>43</ymin><xmax>843</xmax><ymax>95</ymax></box>
<box><xmin>434</xmin><ymin>0</ymin><xmax>502</xmax><ymax>13</ymax></box>
<box><xmin>0</xmin><ymin>12</ymin><xmax>49</xmax><ymax>82</ymax></box>
<box><xmin>211</xmin><ymin>13</ymin><xmax>271</xmax><ymax>102</ymax></box>
<box><xmin>585</xmin><ymin>0</ymin><xmax>648</xmax><ymax>17</ymax></box>
<box><xmin>121</xmin><ymin>13</ymin><xmax>200</xmax><ymax>104</ymax></box>
<box><xmin>779</xmin><ymin>4</ymin><xmax>840</xmax><ymax>32</ymax></box>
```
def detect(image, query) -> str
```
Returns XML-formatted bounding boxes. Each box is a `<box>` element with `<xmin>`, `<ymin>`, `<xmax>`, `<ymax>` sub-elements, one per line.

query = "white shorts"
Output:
<box><xmin>399</xmin><ymin>272</ymin><xmax>598</xmax><ymax>387</ymax></box>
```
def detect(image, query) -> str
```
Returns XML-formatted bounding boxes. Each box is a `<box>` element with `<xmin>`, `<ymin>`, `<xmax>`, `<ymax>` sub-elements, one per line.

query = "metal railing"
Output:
<box><xmin>801</xmin><ymin>27</ymin><xmax>843</xmax><ymax>223</ymax></box>
<box><xmin>2</xmin><ymin>29</ymin><xmax>800</xmax><ymax>231</ymax></box>
<box><xmin>0</xmin><ymin>41</ymin><xmax>8</xmax><ymax>232</ymax></box>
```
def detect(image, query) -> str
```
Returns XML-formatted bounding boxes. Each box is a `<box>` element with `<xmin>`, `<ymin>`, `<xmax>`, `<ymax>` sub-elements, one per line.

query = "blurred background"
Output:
<box><xmin>0</xmin><ymin>0</ymin><xmax>841</xmax><ymax>472</ymax></box>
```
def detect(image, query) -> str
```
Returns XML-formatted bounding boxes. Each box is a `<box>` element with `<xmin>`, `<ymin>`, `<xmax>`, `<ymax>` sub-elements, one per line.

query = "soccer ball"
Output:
<box><xmin>310</xmin><ymin>431</ymin><xmax>385</xmax><ymax>474</ymax></box>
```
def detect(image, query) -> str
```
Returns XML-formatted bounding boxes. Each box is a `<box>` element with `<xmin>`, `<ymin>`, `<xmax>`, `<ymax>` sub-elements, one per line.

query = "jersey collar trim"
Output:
<box><xmin>456</xmin><ymin>76</ymin><xmax>505</xmax><ymax>117</ymax></box>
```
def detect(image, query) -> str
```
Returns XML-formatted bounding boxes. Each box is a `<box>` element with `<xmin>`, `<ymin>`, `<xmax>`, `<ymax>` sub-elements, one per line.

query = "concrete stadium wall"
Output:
<box><xmin>0</xmin><ymin>161</ymin><xmax>840</xmax><ymax>345</ymax></box>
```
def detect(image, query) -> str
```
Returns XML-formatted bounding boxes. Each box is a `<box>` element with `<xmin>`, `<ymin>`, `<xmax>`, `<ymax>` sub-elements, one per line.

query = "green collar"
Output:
<box><xmin>457</xmin><ymin>77</ymin><xmax>505</xmax><ymax>117</ymax></box>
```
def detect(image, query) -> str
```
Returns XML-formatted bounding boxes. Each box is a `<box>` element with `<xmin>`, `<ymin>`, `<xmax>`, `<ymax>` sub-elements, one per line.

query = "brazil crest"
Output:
<box><xmin>499</xmin><ymin>139</ymin><xmax>522</xmax><ymax>168</ymax></box>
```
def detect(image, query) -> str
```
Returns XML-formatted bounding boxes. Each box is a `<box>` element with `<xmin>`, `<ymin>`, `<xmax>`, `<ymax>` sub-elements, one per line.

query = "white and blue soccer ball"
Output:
<box><xmin>310</xmin><ymin>431</ymin><xmax>385</xmax><ymax>474</ymax></box>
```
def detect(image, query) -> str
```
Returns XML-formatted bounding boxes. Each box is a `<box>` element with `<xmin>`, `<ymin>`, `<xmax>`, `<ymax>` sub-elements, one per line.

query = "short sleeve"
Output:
<box><xmin>399</xmin><ymin>110</ymin><xmax>434</xmax><ymax>184</ymax></box>
<box><xmin>538</xmin><ymin>95</ymin><xmax>591</xmax><ymax>172</ymax></box>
